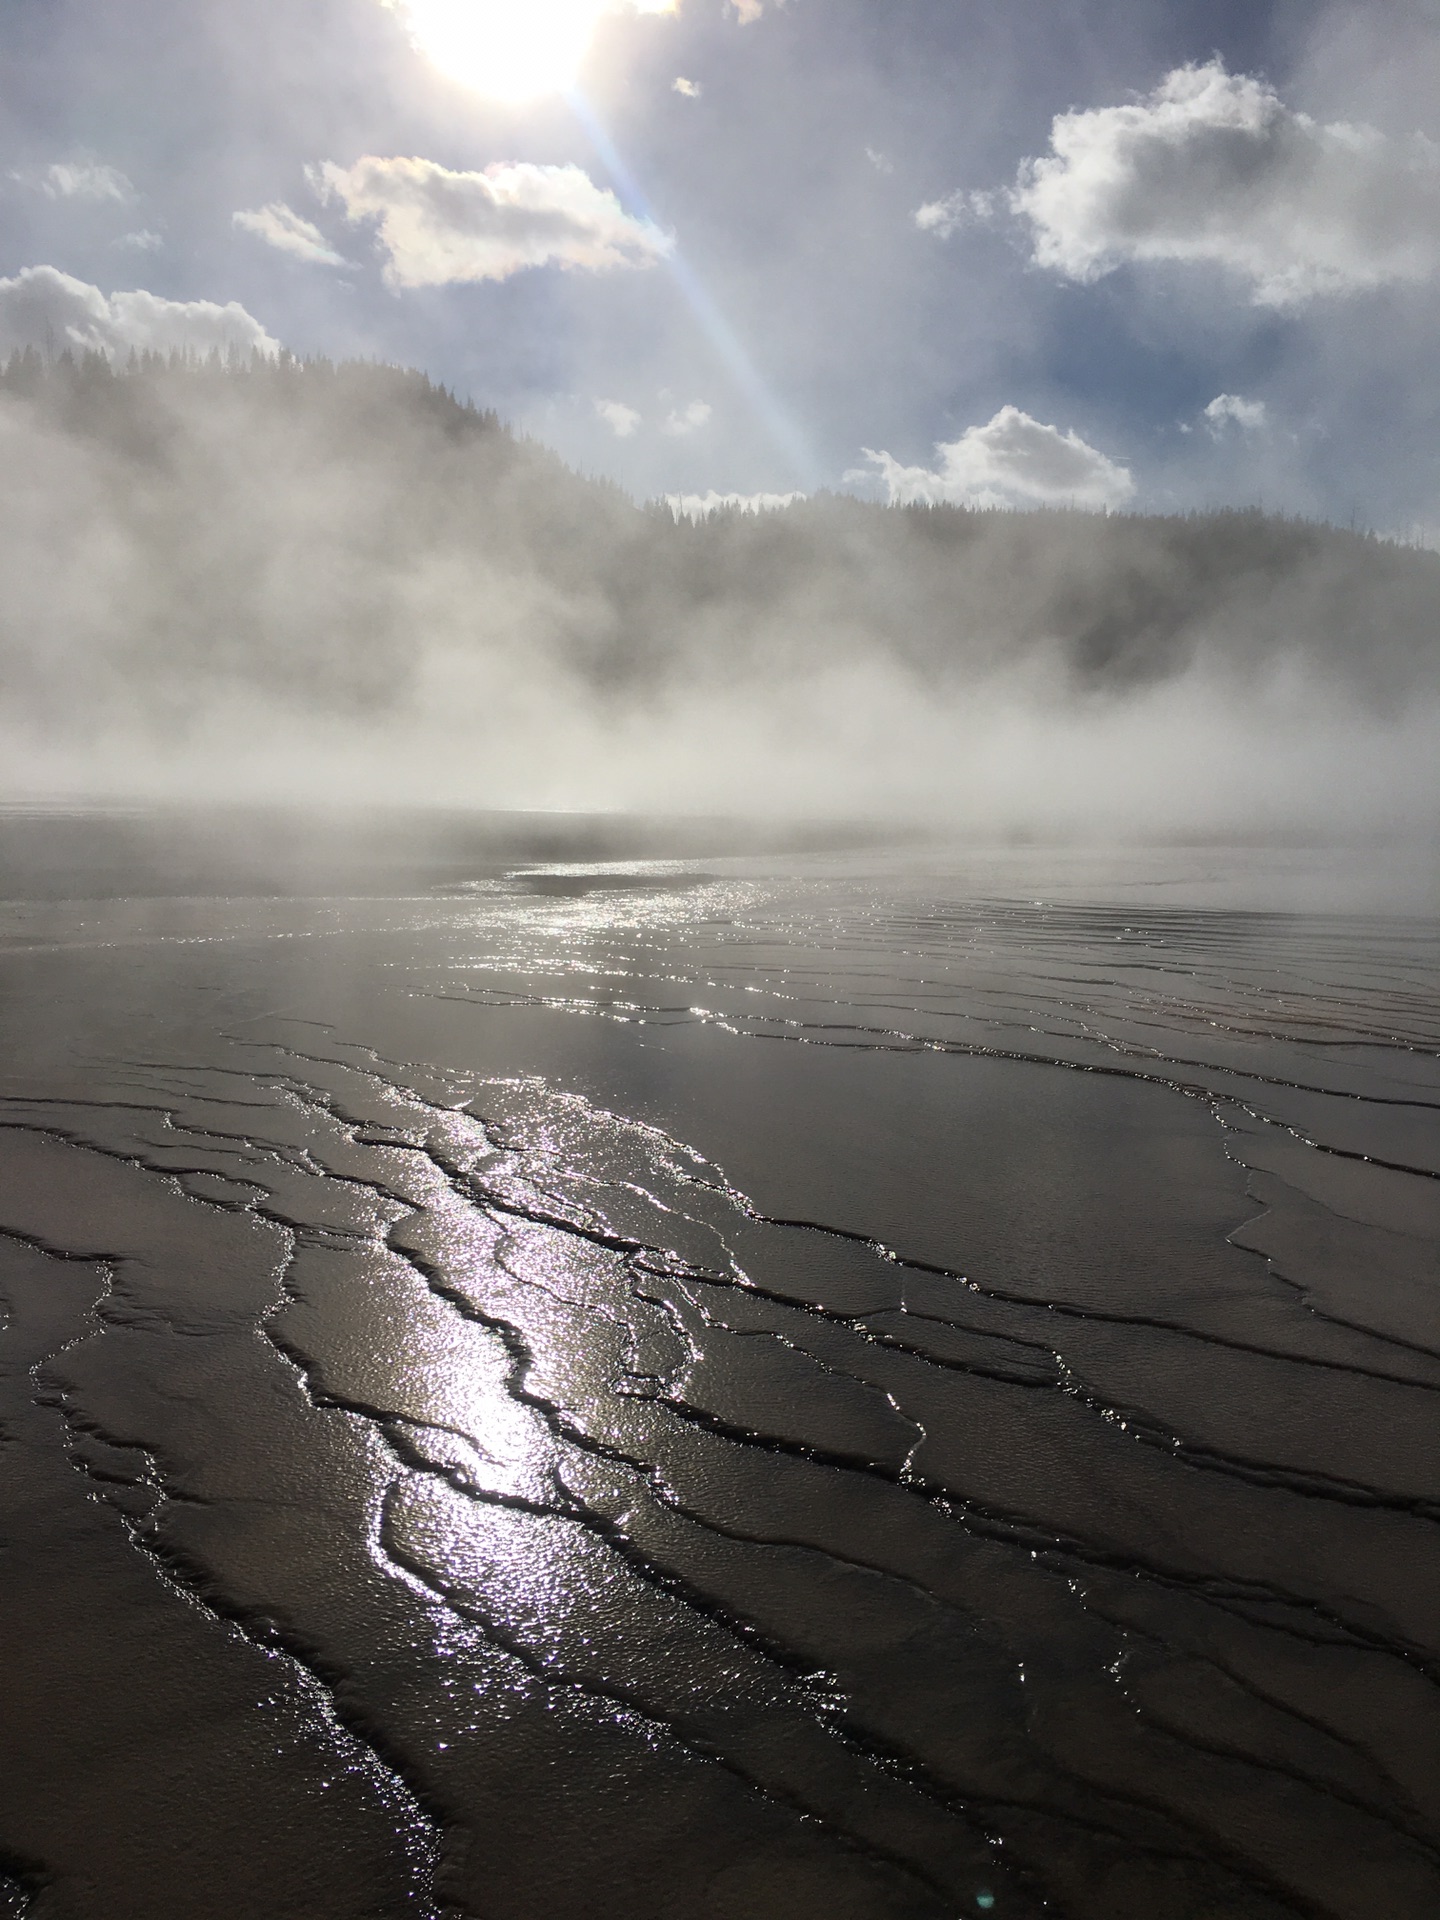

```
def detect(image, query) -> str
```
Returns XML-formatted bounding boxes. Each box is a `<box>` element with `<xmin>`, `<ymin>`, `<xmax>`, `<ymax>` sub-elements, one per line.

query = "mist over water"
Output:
<box><xmin>2</xmin><ymin>352</ymin><xmax>1437</xmax><ymax>844</ymax></box>
<box><xmin>2</xmin><ymin>357</ymin><xmax>1439</xmax><ymax>1920</ymax></box>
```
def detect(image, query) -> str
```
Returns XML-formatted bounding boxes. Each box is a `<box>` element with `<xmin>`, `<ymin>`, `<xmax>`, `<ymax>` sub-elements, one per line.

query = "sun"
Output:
<box><xmin>391</xmin><ymin>0</ymin><xmax>675</xmax><ymax>104</ymax></box>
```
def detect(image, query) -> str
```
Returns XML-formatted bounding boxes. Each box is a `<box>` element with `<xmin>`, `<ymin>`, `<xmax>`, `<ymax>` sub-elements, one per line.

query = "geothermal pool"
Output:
<box><xmin>1</xmin><ymin>825</ymin><xmax>1437</xmax><ymax>1920</ymax></box>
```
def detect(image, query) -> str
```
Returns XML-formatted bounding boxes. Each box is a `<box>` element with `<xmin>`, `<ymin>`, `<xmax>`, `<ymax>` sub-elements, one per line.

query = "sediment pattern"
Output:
<box><xmin>1</xmin><ymin>870</ymin><xmax>1436</xmax><ymax>1918</ymax></box>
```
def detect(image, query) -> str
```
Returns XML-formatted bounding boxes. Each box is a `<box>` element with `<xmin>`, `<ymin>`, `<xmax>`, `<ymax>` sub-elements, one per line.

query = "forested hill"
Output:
<box><xmin>1</xmin><ymin>350</ymin><xmax>1437</xmax><ymax>731</ymax></box>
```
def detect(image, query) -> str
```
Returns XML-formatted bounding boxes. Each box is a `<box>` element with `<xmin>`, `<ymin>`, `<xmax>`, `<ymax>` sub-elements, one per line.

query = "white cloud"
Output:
<box><xmin>1012</xmin><ymin>59</ymin><xmax>1440</xmax><ymax>306</ymax></box>
<box><xmin>35</xmin><ymin>161</ymin><xmax>133</xmax><ymax>203</ymax></box>
<box><xmin>0</xmin><ymin>265</ymin><xmax>280</xmax><ymax>360</ymax></box>
<box><xmin>234</xmin><ymin>202</ymin><xmax>347</xmax><ymax>267</ymax></box>
<box><xmin>666</xmin><ymin>490</ymin><xmax>803</xmax><ymax>520</ymax></box>
<box><xmin>729</xmin><ymin>0</ymin><xmax>767</xmax><ymax>20</ymax></box>
<box><xmin>914</xmin><ymin>189</ymin><xmax>996</xmax><ymax>237</ymax></box>
<box><xmin>673</xmin><ymin>77</ymin><xmax>701</xmax><ymax>98</ymax></box>
<box><xmin>596</xmin><ymin>398</ymin><xmax>641</xmax><ymax>437</ymax></box>
<box><xmin>1203</xmin><ymin>393</ymin><xmax>1268</xmax><ymax>432</ymax></box>
<box><xmin>860</xmin><ymin>406</ymin><xmax>1135</xmax><ymax>511</ymax></box>
<box><xmin>661</xmin><ymin>399</ymin><xmax>712</xmax><ymax>437</ymax></box>
<box><xmin>866</xmin><ymin>147</ymin><xmax>894</xmax><ymax>175</ymax></box>
<box><xmin>315</xmin><ymin>155</ymin><xmax>672</xmax><ymax>289</ymax></box>
<box><xmin>113</xmin><ymin>230</ymin><xmax>163</xmax><ymax>253</ymax></box>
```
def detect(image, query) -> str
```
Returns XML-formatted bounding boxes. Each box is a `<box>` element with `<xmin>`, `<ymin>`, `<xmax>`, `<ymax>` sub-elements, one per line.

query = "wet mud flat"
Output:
<box><xmin>1</xmin><ymin>825</ymin><xmax>1438</xmax><ymax>1920</ymax></box>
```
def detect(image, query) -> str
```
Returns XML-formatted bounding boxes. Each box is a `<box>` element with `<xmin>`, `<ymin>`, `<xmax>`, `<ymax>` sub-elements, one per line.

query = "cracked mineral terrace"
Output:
<box><xmin>0</xmin><ymin>811</ymin><xmax>1437</xmax><ymax>1920</ymax></box>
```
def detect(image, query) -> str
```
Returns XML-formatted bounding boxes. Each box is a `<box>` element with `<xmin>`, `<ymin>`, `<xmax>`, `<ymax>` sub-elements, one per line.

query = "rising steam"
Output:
<box><xmin>0</xmin><ymin>350</ymin><xmax>1436</xmax><ymax>840</ymax></box>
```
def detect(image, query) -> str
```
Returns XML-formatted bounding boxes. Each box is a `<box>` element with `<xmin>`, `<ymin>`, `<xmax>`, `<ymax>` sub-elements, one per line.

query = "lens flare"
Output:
<box><xmin>391</xmin><ymin>0</ymin><xmax>673</xmax><ymax>103</ymax></box>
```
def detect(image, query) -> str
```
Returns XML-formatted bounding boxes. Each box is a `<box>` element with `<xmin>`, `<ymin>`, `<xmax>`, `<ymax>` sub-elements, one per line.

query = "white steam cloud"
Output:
<box><xmin>315</xmin><ymin>155</ymin><xmax>673</xmax><ymax>288</ymax></box>
<box><xmin>234</xmin><ymin>203</ymin><xmax>347</xmax><ymax>267</ymax></box>
<box><xmin>0</xmin><ymin>266</ymin><xmax>279</xmax><ymax>360</ymax></box>
<box><xmin>1204</xmin><ymin>393</ymin><xmax>1267</xmax><ymax>433</ymax></box>
<box><xmin>661</xmin><ymin>399</ymin><xmax>712</xmax><ymax>437</ymax></box>
<box><xmin>596</xmin><ymin>397</ymin><xmax>641</xmax><ymax>437</ymax></box>
<box><xmin>34</xmin><ymin>161</ymin><xmax>134</xmax><ymax>203</ymax></box>
<box><xmin>1</xmin><ymin>357</ymin><xmax>1435</xmax><ymax>847</ymax></box>
<box><xmin>665</xmin><ymin>490</ymin><xmax>803</xmax><ymax>520</ymax></box>
<box><xmin>1011</xmin><ymin>60</ymin><xmax>1440</xmax><ymax>306</ymax></box>
<box><xmin>913</xmin><ymin>190</ymin><xmax>996</xmax><ymax>238</ymax></box>
<box><xmin>861</xmin><ymin>406</ymin><xmax>1134</xmax><ymax>511</ymax></box>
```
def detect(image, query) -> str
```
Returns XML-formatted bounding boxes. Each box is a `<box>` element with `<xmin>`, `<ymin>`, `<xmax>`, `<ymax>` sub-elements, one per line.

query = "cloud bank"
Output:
<box><xmin>0</xmin><ymin>266</ymin><xmax>279</xmax><ymax>360</ymax></box>
<box><xmin>1012</xmin><ymin>60</ymin><xmax>1440</xmax><ymax>306</ymax></box>
<box><xmin>316</xmin><ymin>156</ymin><xmax>673</xmax><ymax>288</ymax></box>
<box><xmin>862</xmin><ymin>406</ymin><xmax>1134</xmax><ymax>511</ymax></box>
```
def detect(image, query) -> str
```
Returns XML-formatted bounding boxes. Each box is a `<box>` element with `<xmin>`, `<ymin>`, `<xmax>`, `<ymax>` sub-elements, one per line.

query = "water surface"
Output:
<box><xmin>1</xmin><ymin>830</ymin><xmax>1437</xmax><ymax>1919</ymax></box>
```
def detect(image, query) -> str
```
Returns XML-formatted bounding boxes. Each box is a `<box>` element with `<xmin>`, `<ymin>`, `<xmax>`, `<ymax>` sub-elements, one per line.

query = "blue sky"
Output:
<box><xmin>2</xmin><ymin>0</ymin><xmax>1439</xmax><ymax>529</ymax></box>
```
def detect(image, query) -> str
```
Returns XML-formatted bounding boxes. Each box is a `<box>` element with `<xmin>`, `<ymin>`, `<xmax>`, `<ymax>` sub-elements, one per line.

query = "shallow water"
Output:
<box><xmin>1</xmin><ymin>832</ymin><xmax>1437</xmax><ymax>1919</ymax></box>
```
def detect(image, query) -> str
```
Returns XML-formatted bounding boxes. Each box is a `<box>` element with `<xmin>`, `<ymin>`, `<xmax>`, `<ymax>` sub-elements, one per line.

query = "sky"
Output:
<box><xmin>2</xmin><ymin>0</ymin><xmax>1440</xmax><ymax>530</ymax></box>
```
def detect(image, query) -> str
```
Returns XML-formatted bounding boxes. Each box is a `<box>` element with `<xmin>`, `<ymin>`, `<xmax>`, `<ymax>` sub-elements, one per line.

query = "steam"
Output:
<box><xmin>0</xmin><ymin>353</ymin><xmax>1435</xmax><ymax>842</ymax></box>
<box><xmin>665</xmin><ymin>490</ymin><xmax>803</xmax><ymax>519</ymax></box>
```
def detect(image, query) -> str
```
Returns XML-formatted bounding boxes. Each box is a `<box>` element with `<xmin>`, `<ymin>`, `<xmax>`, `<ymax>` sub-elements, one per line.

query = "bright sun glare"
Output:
<box><xmin>393</xmin><ymin>0</ymin><xmax>673</xmax><ymax>104</ymax></box>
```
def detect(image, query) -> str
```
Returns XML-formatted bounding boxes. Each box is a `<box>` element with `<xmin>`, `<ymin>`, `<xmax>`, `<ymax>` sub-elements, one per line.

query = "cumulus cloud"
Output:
<box><xmin>315</xmin><ymin>155</ymin><xmax>672</xmax><ymax>289</ymax></box>
<box><xmin>661</xmin><ymin>399</ymin><xmax>712</xmax><ymax>436</ymax></box>
<box><xmin>234</xmin><ymin>202</ymin><xmax>346</xmax><ymax>267</ymax></box>
<box><xmin>113</xmin><ymin>230</ymin><xmax>163</xmax><ymax>253</ymax></box>
<box><xmin>1012</xmin><ymin>59</ymin><xmax>1440</xmax><ymax>306</ymax></box>
<box><xmin>1203</xmin><ymin>393</ymin><xmax>1267</xmax><ymax>432</ymax></box>
<box><xmin>729</xmin><ymin>0</ymin><xmax>768</xmax><ymax>20</ymax></box>
<box><xmin>0</xmin><ymin>265</ymin><xmax>280</xmax><ymax>360</ymax></box>
<box><xmin>673</xmin><ymin>77</ymin><xmax>701</xmax><ymax>98</ymax></box>
<box><xmin>913</xmin><ymin>189</ymin><xmax>996</xmax><ymax>237</ymax></box>
<box><xmin>596</xmin><ymin>398</ymin><xmax>641</xmax><ymax>437</ymax></box>
<box><xmin>33</xmin><ymin>161</ymin><xmax>133</xmax><ymax>203</ymax></box>
<box><xmin>665</xmin><ymin>490</ymin><xmax>803</xmax><ymax>520</ymax></box>
<box><xmin>860</xmin><ymin>406</ymin><xmax>1134</xmax><ymax>511</ymax></box>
